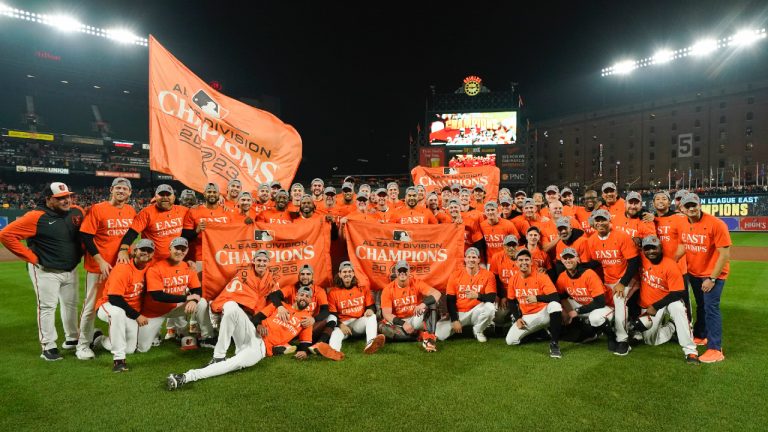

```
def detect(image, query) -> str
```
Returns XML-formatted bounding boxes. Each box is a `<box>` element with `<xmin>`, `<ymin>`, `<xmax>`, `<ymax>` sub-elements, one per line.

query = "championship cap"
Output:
<box><xmin>680</xmin><ymin>193</ymin><xmax>700</xmax><ymax>207</ymax></box>
<box><xmin>515</xmin><ymin>248</ymin><xmax>532</xmax><ymax>259</ymax></box>
<box><xmin>450</xmin><ymin>183</ymin><xmax>461</xmax><ymax>191</ymax></box>
<box><xmin>561</xmin><ymin>187</ymin><xmax>573</xmax><ymax>196</ymax></box>
<box><xmin>258</xmin><ymin>182</ymin><xmax>270</xmax><ymax>191</ymax></box>
<box><xmin>441</xmin><ymin>185</ymin><xmax>451</xmax><ymax>192</ymax></box>
<box><xmin>654</xmin><ymin>190</ymin><xmax>671</xmax><ymax>201</ymax></box>
<box><xmin>291</xmin><ymin>183</ymin><xmax>304</xmax><ymax>191</ymax></box>
<box><xmin>499</xmin><ymin>188</ymin><xmax>511</xmax><ymax>196</ymax></box>
<box><xmin>545</xmin><ymin>185</ymin><xmax>559</xmax><ymax>194</ymax></box>
<box><xmin>180</xmin><ymin>189</ymin><xmax>196</xmax><ymax>199</ymax></box>
<box><xmin>522</xmin><ymin>198</ymin><xmax>536</xmax><ymax>207</ymax></box>
<box><xmin>356</xmin><ymin>193</ymin><xmax>369</xmax><ymax>201</ymax></box>
<box><xmin>503</xmin><ymin>234</ymin><xmax>519</xmax><ymax>246</ymax></box>
<box><xmin>296</xmin><ymin>285</ymin><xmax>313</xmax><ymax>297</ymax></box>
<box><xmin>324</xmin><ymin>187</ymin><xmax>336</xmax><ymax>195</ymax></box>
<box><xmin>626</xmin><ymin>191</ymin><xmax>642</xmax><ymax>203</ymax></box>
<box><xmin>589</xmin><ymin>209</ymin><xmax>611</xmax><ymax>222</ymax></box>
<box><xmin>674</xmin><ymin>189</ymin><xmax>689</xmax><ymax>200</ymax></box>
<box><xmin>299</xmin><ymin>264</ymin><xmax>314</xmax><ymax>274</ymax></box>
<box><xmin>237</xmin><ymin>191</ymin><xmax>252</xmax><ymax>200</ymax></box>
<box><xmin>45</xmin><ymin>182</ymin><xmax>74</xmax><ymax>198</ymax></box>
<box><xmin>473</xmin><ymin>184</ymin><xmax>486</xmax><ymax>192</ymax></box>
<box><xmin>499</xmin><ymin>196</ymin><xmax>513</xmax><ymax>205</ymax></box>
<box><xmin>135</xmin><ymin>239</ymin><xmax>155</xmax><ymax>251</ymax></box>
<box><xmin>447</xmin><ymin>198</ymin><xmax>460</xmax><ymax>206</ymax></box>
<box><xmin>395</xmin><ymin>260</ymin><xmax>409</xmax><ymax>271</ymax></box>
<box><xmin>275</xmin><ymin>189</ymin><xmax>289</xmax><ymax>197</ymax></box>
<box><xmin>204</xmin><ymin>182</ymin><xmax>219</xmax><ymax>193</ymax></box>
<box><xmin>344</xmin><ymin>175</ymin><xmax>355</xmax><ymax>184</ymax></box>
<box><xmin>405</xmin><ymin>186</ymin><xmax>418</xmax><ymax>194</ymax></box>
<box><xmin>387</xmin><ymin>182</ymin><xmax>398</xmax><ymax>189</ymax></box>
<box><xmin>341</xmin><ymin>182</ymin><xmax>354</xmax><ymax>191</ymax></box>
<box><xmin>111</xmin><ymin>177</ymin><xmax>132</xmax><ymax>189</ymax></box>
<box><xmin>253</xmin><ymin>249</ymin><xmax>269</xmax><ymax>259</ymax></box>
<box><xmin>338</xmin><ymin>261</ymin><xmax>354</xmax><ymax>271</ymax></box>
<box><xmin>375</xmin><ymin>188</ymin><xmax>388</xmax><ymax>196</ymax></box>
<box><xmin>311</xmin><ymin>178</ymin><xmax>324</xmax><ymax>186</ymax></box>
<box><xmin>170</xmin><ymin>237</ymin><xmax>188</xmax><ymax>248</ymax></box>
<box><xmin>484</xmin><ymin>200</ymin><xmax>498</xmax><ymax>209</ymax></box>
<box><xmin>155</xmin><ymin>184</ymin><xmax>174</xmax><ymax>195</ymax></box>
<box><xmin>465</xmin><ymin>247</ymin><xmax>481</xmax><ymax>257</ymax></box>
<box><xmin>270</xmin><ymin>181</ymin><xmax>282</xmax><ymax>189</ymax></box>
<box><xmin>514</xmin><ymin>190</ymin><xmax>527</xmax><ymax>197</ymax></box>
<box><xmin>601</xmin><ymin>182</ymin><xmax>617</xmax><ymax>192</ymax></box>
<box><xmin>641</xmin><ymin>235</ymin><xmax>662</xmax><ymax>248</ymax></box>
<box><xmin>459</xmin><ymin>188</ymin><xmax>471</xmax><ymax>195</ymax></box>
<box><xmin>228</xmin><ymin>179</ymin><xmax>242</xmax><ymax>186</ymax></box>
<box><xmin>560</xmin><ymin>247</ymin><xmax>578</xmax><ymax>258</ymax></box>
<box><xmin>555</xmin><ymin>217</ymin><xmax>571</xmax><ymax>229</ymax></box>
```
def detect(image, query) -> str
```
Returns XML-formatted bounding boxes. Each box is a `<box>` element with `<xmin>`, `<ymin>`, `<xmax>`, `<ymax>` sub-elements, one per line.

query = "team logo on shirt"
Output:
<box><xmin>71</xmin><ymin>215</ymin><xmax>83</xmax><ymax>227</ymax></box>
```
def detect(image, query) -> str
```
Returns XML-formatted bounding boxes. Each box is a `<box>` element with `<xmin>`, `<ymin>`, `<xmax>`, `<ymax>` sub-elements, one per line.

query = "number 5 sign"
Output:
<box><xmin>677</xmin><ymin>133</ymin><xmax>693</xmax><ymax>158</ymax></box>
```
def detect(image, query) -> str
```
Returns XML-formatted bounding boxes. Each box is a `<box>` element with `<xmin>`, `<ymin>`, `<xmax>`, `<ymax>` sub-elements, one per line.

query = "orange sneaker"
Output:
<box><xmin>363</xmin><ymin>334</ymin><xmax>386</xmax><ymax>354</ymax></box>
<box><xmin>699</xmin><ymin>349</ymin><xmax>725</xmax><ymax>363</ymax></box>
<box><xmin>693</xmin><ymin>337</ymin><xmax>708</xmax><ymax>346</ymax></box>
<box><xmin>309</xmin><ymin>342</ymin><xmax>344</xmax><ymax>361</ymax></box>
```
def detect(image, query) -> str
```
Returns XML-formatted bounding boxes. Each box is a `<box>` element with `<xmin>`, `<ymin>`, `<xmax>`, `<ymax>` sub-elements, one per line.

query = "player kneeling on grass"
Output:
<box><xmin>436</xmin><ymin>247</ymin><xmax>496</xmax><ymax>343</ymax></box>
<box><xmin>327</xmin><ymin>261</ymin><xmax>386</xmax><ymax>354</ymax></box>
<box><xmin>555</xmin><ymin>248</ymin><xmax>614</xmax><ymax>343</ymax></box>
<box><xmin>95</xmin><ymin>239</ymin><xmax>155</xmax><ymax>372</ymax></box>
<box><xmin>167</xmin><ymin>285</ymin><xmax>343</xmax><ymax>390</ymax></box>
<box><xmin>379</xmin><ymin>261</ymin><xmax>441</xmax><ymax>352</ymax></box>
<box><xmin>136</xmin><ymin>237</ymin><xmax>203</xmax><ymax>352</ymax></box>
<box><xmin>630</xmin><ymin>236</ymin><xmax>700</xmax><ymax>364</ymax></box>
<box><xmin>505</xmin><ymin>249</ymin><xmax>564</xmax><ymax>359</ymax></box>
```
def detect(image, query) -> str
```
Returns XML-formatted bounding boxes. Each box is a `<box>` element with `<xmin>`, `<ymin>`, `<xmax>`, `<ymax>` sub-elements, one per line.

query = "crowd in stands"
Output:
<box><xmin>0</xmin><ymin>140</ymin><xmax>147</xmax><ymax>173</ymax></box>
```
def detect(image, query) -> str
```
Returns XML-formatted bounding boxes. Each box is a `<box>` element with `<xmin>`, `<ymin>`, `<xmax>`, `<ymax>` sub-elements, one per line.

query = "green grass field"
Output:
<box><xmin>730</xmin><ymin>232</ymin><xmax>768</xmax><ymax>247</ymax></box>
<box><xmin>0</xmin><ymin>236</ymin><xmax>766</xmax><ymax>431</ymax></box>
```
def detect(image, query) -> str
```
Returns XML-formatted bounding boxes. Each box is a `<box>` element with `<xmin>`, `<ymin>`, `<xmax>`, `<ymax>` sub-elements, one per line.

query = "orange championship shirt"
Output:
<box><xmin>488</xmin><ymin>250</ymin><xmax>519</xmax><ymax>287</ymax></box>
<box><xmin>143</xmin><ymin>260</ymin><xmax>201</xmax><ymax>318</ymax></box>
<box><xmin>612</xmin><ymin>213</ymin><xmax>656</xmax><ymax>242</ymax></box>
<box><xmin>479</xmin><ymin>218</ymin><xmax>520</xmax><ymax>262</ymax></box>
<box><xmin>95</xmin><ymin>260</ymin><xmax>149</xmax><ymax>311</ymax></box>
<box><xmin>210</xmin><ymin>267</ymin><xmax>278</xmax><ymax>313</ymax></box>
<box><xmin>182</xmin><ymin>205</ymin><xmax>232</xmax><ymax>261</ymax></box>
<box><xmin>446</xmin><ymin>267</ymin><xmax>497</xmax><ymax>313</ymax></box>
<box><xmin>555</xmin><ymin>268</ymin><xmax>605</xmax><ymax>306</ymax></box>
<box><xmin>573</xmin><ymin>206</ymin><xmax>595</xmax><ymax>236</ymax></box>
<box><xmin>279</xmin><ymin>284</ymin><xmax>329</xmax><ymax>317</ymax></box>
<box><xmin>554</xmin><ymin>235</ymin><xmax>591</xmax><ymax>264</ymax></box>
<box><xmin>79</xmin><ymin>201</ymin><xmax>137</xmax><ymax>273</ymax></box>
<box><xmin>381</xmin><ymin>277</ymin><xmax>435</xmax><ymax>318</ymax></box>
<box><xmin>507</xmin><ymin>271</ymin><xmax>557</xmax><ymax>315</ymax></box>
<box><xmin>585</xmin><ymin>228</ymin><xmax>638</xmax><ymax>284</ymax></box>
<box><xmin>600</xmin><ymin>198</ymin><xmax>627</xmax><ymax>220</ymax></box>
<box><xmin>389</xmin><ymin>206</ymin><xmax>438</xmax><ymax>224</ymax></box>
<box><xmin>328</xmin><ymin>283</ymin><xmax>374</xmax><ymax>322</ymax></box>
<box><xmin>259</xmin><ymin>303</ymin><xmax>314</xmax><ymax>356</ymax></box>
<box><xmin>679</xmin><ymin>212</ymin><xmax>732</xmax><ymax>279</ymax></box>
<box><xmin>639</xmin><ymin>255</ymin><xmax>685</xmax><ymax>309</ymax></box>
<box><xmin>130</xmin><ymin>204</ymin><xmax>188</xmax><ymax>260</ymax></box>
<box><xmin>256</xmin><ymin>208</ymin><xmax>293</xmax><ymax>224</ymax></box>
<box><xmin>654</xmin><ymin>213</ymin><xmax>688</xmax><ymax>274</ymax></box>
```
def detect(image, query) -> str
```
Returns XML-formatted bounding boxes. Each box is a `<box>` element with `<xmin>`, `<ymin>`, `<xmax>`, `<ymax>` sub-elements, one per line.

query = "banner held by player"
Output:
<box><xmin>411</xmin><ymin>165</ymin><xmax>500</xmax><ymax>198</ymax></box>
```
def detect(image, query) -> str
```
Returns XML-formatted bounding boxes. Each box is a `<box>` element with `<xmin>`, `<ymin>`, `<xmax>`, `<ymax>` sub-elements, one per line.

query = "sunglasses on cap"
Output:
<box><xmin>173</xmin><ymin>245</ymin><xmax>188</xmax><ymax>251</ymax></box>
<box><xmin>396</xmin><ymin>268</ymin><xmax>409</xmax><ymax>274</ymax></box>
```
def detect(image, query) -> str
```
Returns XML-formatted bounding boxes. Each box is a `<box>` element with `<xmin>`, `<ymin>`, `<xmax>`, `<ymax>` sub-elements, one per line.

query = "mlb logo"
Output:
<box><xmin>443</xmin><ymin>167</ymin><xmax>459</xmax><ymax>175</ymax></box>
<box><xmin>393</xmin><ymin>230</ymin><xmax>412</xmax><ymax>242</ymax></box>
<box><xmin>191</xmin><ymin>89</ymin><xmax>229</xmax><ymax>119</ymax></box>
<box><xmin>254</xmin><ymin>230</ymin><xmax>275</xmax><ymax>242</ymax></box>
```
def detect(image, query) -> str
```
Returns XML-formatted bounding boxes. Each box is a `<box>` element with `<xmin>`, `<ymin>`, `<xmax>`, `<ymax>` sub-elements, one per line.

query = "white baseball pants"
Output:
<box><xmin>329</xmin><ymin>314</ymin><xmax>378</xmax><ymax>351</ymax></box>
<box><xmin>435</xmin><ymin>302</ymin><xmax>495</xmax><ymax>341</ymax></box>
<box><xmin>97</xmin><ymin>303</ymin><xmax>138</xmax><ymax>360</ymax></box>
<box><xmin>136</xmin><ymin>304</ymin><xmax>197</xmax><ymax>352</ymax></box>
<box><xmin>77</xmin><ymin>272</ymin><xmax>102</xmax><ymax>351</ymax></box>
<box><xmin>565</xmin><ymin>298</ymin><xmax>614</xmax><ymax>328</ymax></box>
<box><xmin>28</xmin><ymin>264</ymin><xmax>79</xmax><ymax>350</ymax></box>
<box><xmin>635</xmin><ymin>300</ymin><xmax>697</xmax><ymax>355</ymax></box>
<box><xmin>506</xmin><ymin>301</ymin><xmax>563</xmax><ymax>345</ymax></box>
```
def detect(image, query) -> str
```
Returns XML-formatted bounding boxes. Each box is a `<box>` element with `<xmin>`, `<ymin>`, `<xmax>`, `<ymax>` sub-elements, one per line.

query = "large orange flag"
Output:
<box><xmin>149</xmin><ymin>36</ymin><xmax>302</xmax><ymax>192</ymax></box>
<box><xmin>411</xmin><ymin>165</ymin><xmax>500</xmax><ymax>199</ymax></box>
<box><xmin>202</xmin><ymin>220</ymin><xmax>332</xmax><ymax>300</ymax></box>
<box><xmin>344</xmin><ymin>220</ymin><xmax>464</xmax><ymax>292</ymax></box>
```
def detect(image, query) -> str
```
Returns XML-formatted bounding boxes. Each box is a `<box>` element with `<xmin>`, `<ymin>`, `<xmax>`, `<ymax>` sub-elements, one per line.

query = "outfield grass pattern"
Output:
<box><xmin>1</xmin><ymin>259</ymin><xmax>766</xmax><ymax>431</ymax></box>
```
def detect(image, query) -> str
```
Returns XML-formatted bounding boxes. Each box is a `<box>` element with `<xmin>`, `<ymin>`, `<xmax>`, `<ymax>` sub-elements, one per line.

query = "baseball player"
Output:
<box><xmin>0</xmin><ymin>182</ymin><xmax>84</xmax><ymax>361</ymax></box>
<box><xmin>326</xmin><ymin>261</ymin><xmax>386</xmax><ymax>354</ymax></box>
<box><xmin>77</xmin><ymin>177</ymin><xmax>136</xmax><ymax>360</ymax></box>
<box><xmin>652</xmin><ymin>190</ymin><xmax>691</xmax><ymax>319</ymax></box>
<box><xmin>136</xmin><ymin>237</ymin><xmax>203</xmax><ymax>352</ymax></box>
<box><xmin>179</xmin><ymin>189</ymin><xmax>197</xmax><ymax>207</ymax></box>
<box><xmin>252</xmin><ymin>183</ymin><xmax>273</xmax><ymax>214</ymax></box>
<box><xmin>631</xmin><ymin>236</ymin><xmax>699</xmax><ymax>364</ymax></box>
<box><xmin>552</xmin><ymin>216</ymin><xmax>590</xmax><ymax>276</ymax></box>
<box><xmin>488</xmin><ymin>234</ymin><xmax>520</xmax><ymax>330</ymax></box>
<box><xmin>167</xmin><ymin>285</ymin><xmax>343</xmax><ymax>390</ymax></box>
<box><xmin>379</xmin><ymin>261</ymin><xmax>441</xmax><ymax>352</ymax></box>
<box><xmin>612</xmin><ymin>191</ymin><xmax>656</xmax><ymax>246</ymax></box>
<box><xmin>287</xmin><ymin>182</ymin><xmax>305</xmax><ymax>213</ymax></box>
<box><xmin>220</xmin><ymin>178</ymin><xmax>242</xmax><ymax>210</ymax></box>
<box><xmin>95</xmin><ymin>239</ymin><xmax>155</xmax><ymax>372</ymax></box>
<box><xmin>388</xmin><ymin>187</ymin><xmax>438</xmax><ymax>224</ymax></box>
<box><xmin>479</xmin><ymin>201</ymin><xmax>520</xmax><ymax>263</ymax></box>
<box><xmin>256</xmin><ymin>190</ymin><xmax>293</xmax><ymax>224</ymax></box>
<box><xmin>505</xmin><ymin>249</ymin><xmax>564</xmax><ymax>359</ymax></box>
<box><xmin>310</xmin><ymin>178</ymin><xmax>325</xmax><ymax>207</ymax></box>
<box><xmin>436</xmin><ymin>247</ymin><xmax>496</xmax><ymax>342</ymax></box>
<box><xmin>386</xmin><ymin>182</ymin><xmax>404</xmax><ymax>209</ymax></box>
<box><xmin>598</xmin><ymin>182</ymin><xmax>626</xmax><ymax>219</ymax></box>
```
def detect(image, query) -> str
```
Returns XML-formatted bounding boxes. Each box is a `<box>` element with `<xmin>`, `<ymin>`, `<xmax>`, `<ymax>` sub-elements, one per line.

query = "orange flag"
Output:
<box><xmin>344</xmin><ymin>220</ymin><xmax>464</xmax><ymax>292</ymax></box>
<box><xmin>149</xmin><ymin>36</ymin><xmax>302</xmax><ymax>192</ymax></box>
<box><xmin>202</xmin><ymin>220</ymin><xmax>331</xmax><ymax>300</ymax></box>
<box><xmin>411</xmin><ymin>165</ymin><xmax>500</xmax><ymax>199</ymax></box>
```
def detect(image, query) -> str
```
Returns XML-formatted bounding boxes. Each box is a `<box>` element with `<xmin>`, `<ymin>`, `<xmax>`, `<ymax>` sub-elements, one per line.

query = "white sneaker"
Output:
<box><xmin>75</xmin><ymin>346</ymin><xmax>95</xmax><ymax>360</ymax></box>
<box><xmin>474</xmin><ymin>331</ymin><xmax>488</xmax><ymax>343</ymax></box>
<box><xmin>152</xmin><ymin>335</ymin><xmax>161</xmax><ymax>347</ymax></box>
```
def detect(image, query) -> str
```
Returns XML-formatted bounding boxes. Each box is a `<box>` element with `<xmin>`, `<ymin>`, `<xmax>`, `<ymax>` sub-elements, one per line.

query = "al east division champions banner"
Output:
<box><xmin>149</xmin><ymin>36</ymin><xmax>302</xmax><ymax>193</ymax></box>
<box><xmin>344</xmin><ymin>221</ymin><xmax>464</xmax><ymax>291</ymax></box>
<box><xmin>411</xmin><ymin>165</ymin><xmax>500</xmax><ymax>199</ymax></box>
<box><xmin>202</xmin><ymin>220</ymin><xmax>332</xmax><ymax>296</ymax></box>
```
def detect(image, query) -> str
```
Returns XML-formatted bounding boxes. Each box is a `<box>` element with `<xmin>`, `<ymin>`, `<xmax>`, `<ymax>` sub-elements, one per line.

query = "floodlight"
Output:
<box><xmin>730</xmin><ymin>29</ymin><xmax>763</xmax><ymax>46</ymax></box>
<box><xmin>106</xmin><ymin>28</ymin><xmax>138</xmax><ymax>44</ymax></box>
<box><xmin>690</xmin><ymin>39</ymin><xmax>717</xmax><ymax>56</ymax></box>
<box><xmin>612</xmin><ymin>60</ymin><xmax>637</xmax><ymax>75</ymax></box>
<box><xmin>45</xmin><ymin>14</ymin><xmax>83</xmax><ymax>32</ymax></box>
<box><xmin>652</xmin><ymin>49</ymin><xmax>673</xmax><ymax>64</ymax></box>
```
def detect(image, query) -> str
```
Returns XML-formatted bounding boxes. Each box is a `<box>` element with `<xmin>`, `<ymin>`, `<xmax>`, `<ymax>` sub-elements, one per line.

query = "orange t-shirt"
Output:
<box><xmin>79</xmin><ymin>201</ymin><xmax>136</xmax><ymax>273</ymax></box>
<box><xmin>386</xmin><ymin>199</ymin><xmax>405</xmax><ymax>209</ymax></box>
<box><xmin>573</xmin><ymin>206</ymin><xmax>595</xmax><ymax>236</ymax></box>
<box><xmin>639</xmin><ymin>255</ymin><xmax>684</xmax><ymax>308</ymax></box>
<box><xmin>586</xmin><ymin>228</ymin><xmax>638</xmax><ymax>284</ymax></box>
<box><xmin>479</xmin><ymin>218</ymin><xmax>519</xmax><ymax>262</ymax></box>
<box><xmin>679</xmin><ymin>213</ymin><xmax>731</xmax><ymax>279</ymax></box>
<box><xmin>612</xmin><ymin>213</ymin><xmax>656</xmax><ymax>241</ymax></box>
<box><xmin>381</xmin><ymin>277</ymin><xmax>434</xmax><ymax>318</ymax></box>
<box><xmin>210</xmin><ymin>267</ymin><xmax>277</xmax><ymax>313</ymax></box>
<box><xmin>143</xmin><ymin>260</ymin><xmax>201</xmax><ymax>318</ymax></box>
<box><xmin>388</xmin><ymin>206</ymin><xmax>438</xmax><ymax>224</ymax></box>
<box><xmin>521</xmin><ymin>245</ymin><xmax>551</xmax><ymax>270</ymax></box>
<box><xmin>230</xmin><ymin>208</ymin><xmax>259</xmax><ymax>224</ymax></box>
<box><xmin>554</xmin><ymin>235</ymin><xmax>591</xmax><ymax>264</ymax></box>
<box><xmin>279</xmin><ymin>284</ymin><xmax>329</xmax><ymax>317</ymax></box>
<box><xmin>555</xmin><ymin>269</ymin><xmax>604</xmax><ymax>306</ymax></box>
<box><xmin>345</xmin><ymin>209</ymin><xmax>381</xmax><ymax>223</ymax></box>
<box><xmin>600</xmin><ymin>198</ymin><xmax>626</xmax><ymax>220</ymax></box>
<box><xmin>328</xmin><ymin>283</ymin><xmax>374</xmax><ymax>321</ymax></box>
<box><xmin>507</xmin><ymin>271</ymin><xmax>557</xmax><ymax>315</ymax></box>
<box><xmin>446</xmin><ymin>267</ymin><xmax>496</xmax><ymax>313</ymax></box>
<box><xmin>183</xmin><ymin>205</ymin><xmax>232</xmax><ymax>261</ymax></box>
<box><xmin>654</xmin><ymin>213</ymin><xmax>687</xmax><ymax>274</ymax></box>
<box><xmin>488</xmin><ymin>251</ymin><xmax>518</xmax><ymax>287</ymax></box>
<box><xmin>260</xmin><ymin>303</ymin><xmax>314</xmax><ymax>356</ymax></box>
<box><xmin>435</xmin><ymin>211</ymin><xmax>452</xmax><ymax>224</ymax></box>
<box><xmin>96</xmin><ymin>260</ymin><xmax>148</xmax><ymax>311</ymax></box>
<box><xmin>130</xmin><ymin>205</ymin><xmax>188</xmax><ymax>260</ymax></box>
<box><xmin>256</xmin><ymin>209</ymin><xmax>293</xmax><ymax>224</ymax></box>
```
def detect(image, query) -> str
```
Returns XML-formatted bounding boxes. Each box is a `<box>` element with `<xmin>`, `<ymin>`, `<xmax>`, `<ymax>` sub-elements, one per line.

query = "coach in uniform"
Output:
<box><xmin>0</xmin><ymin>182</ymin><xmax>84</xmax><ymax>361</ymax></box>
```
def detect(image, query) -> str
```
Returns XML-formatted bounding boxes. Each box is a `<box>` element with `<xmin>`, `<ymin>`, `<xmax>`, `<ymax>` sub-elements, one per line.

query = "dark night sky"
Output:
<box><xmin>11</xmin><ymin>0</ymin><xmax>768</xmax><ymax>180</ymax></box>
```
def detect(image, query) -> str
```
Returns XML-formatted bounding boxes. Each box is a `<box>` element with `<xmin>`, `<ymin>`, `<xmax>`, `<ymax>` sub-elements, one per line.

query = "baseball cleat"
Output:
<box><xmin>151</xmin><ymin>335</ymin><xmax>161</xmax><ymax>347</ymax></box>
<box><xmin>164</xmin><ymin>328</ymin><xmax>177</xmax><ymax>340</ymax></box>
<box><xmin>474</xmin><ymin>331</ymin><xmax>488</xmax><ymax>343</ymax></box>
<box><xmin>207</xmin><ymin>357</ymin><xmax>226</xmax><ymax>365</ymax></box>
<box><xmin>272</xmin><ymin>345</ymin><xmax>297</xmax><ymax>355</ymax></box>
<box><xmin>62</xmin><ymin>340</ymin><xmax>78</xmax><ymax>350</ymax></box>
<box><xmin>685</xmin><ymin>354</ymin><xmax>701</xmax><ymax>365</ymax></box>
<box><xmin>549</xmin><ymin>342</ymin><xmax>562</xmax><ymax>359</ymax></box>
<box><xmin>421</xmin><ymin>338</ymin><xmax>437</xmax><ymax>353</ymax></box>
<box><xmin>693</xmin><ymin>337</ymin><xmax>708</xmax><ymax>346</ymax></box>
<box><xmin>628</xmin><ymin>318</ymin><xmax>649</xmax><ymax>333</ymax></box>
<box><xmin>112</xmin><ymin>359</ymin><xmax>128</xmax><ymax>372</ymax></box>
<box><xmin>613</xmin><ymin>342</ymin><xmax>631</xmax><ymax>356</ymax></box>
<box><xmin>699</xmin><ymin>349</ymin><xmax>725</xmax><ymax>363</ymax></box>
<box><xmin>166</xmin><ymin>373</ymin><xmax>187</xmax><ymax>391</ymax></box>
<box><xmin>75</xmin><ymin>346</ymin><xmax>95</xmax><ymax>360</ymax></box>
<box><xmin>40</xmin><ymin>348</ymin><xmax>63</xmax><ymax>361</ymax></box>
<box><xmin>309</xmin><ymin>342</ymin><xmax>344</xmax><ymax>361</ymax></box>
<box><xmin>363</xmin><ymin>334</ymin><xmax>386</xmax><ymax>354</ymax></box>
<box><xmin>198</xmin><ymin>337</ymin><xmax>217</xmax><ymax>349</ymax></box>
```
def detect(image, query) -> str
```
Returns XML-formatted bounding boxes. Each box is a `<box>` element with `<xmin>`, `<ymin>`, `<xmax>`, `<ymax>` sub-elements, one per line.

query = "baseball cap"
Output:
<box><xmin>680</xmin><ymin>193</ymin><xmax>700</xmax><ymax>207</ymax></box>
<box><xmin>375</xmin><ymin>188</ymin><xmax>387</xmax><ymax>196</ymax></box>
<box><xmin>275</xmin><ymin>189</ymin><xmax>289</xmax><ymax>198</ymax></box>
<box><xmin>170</xmin><ymin>237</ymin><xmax>188</xmax><ymax>248</ymax></box>
<box><xmin>253</xmin><ymin>249</ymin><xmax>269</xmax><ymax>259</ymax></box>
<box><xmin>356</xmin><ymin>193</ymin><xmax>369</xmax><ymax>201</ymax></box>
<box><xmin>484</xmin><ymin>201</ymin><xmax>498</xmax><ymax>210</ymax></box>
<box><xmin>296</xmin><ymin>285</ymin><xmax>313</xmax><ymax>297</ymax></box>
<box><xmin>499</xmin><ymin>188</ymin><xmax>511</xmax><ymax>196</ymax></box>
<box><xmin>522</xmin><ymin>198</ymin><xmax>535</xmax><ymax>207</ymax></box>
<box><xmin>111</xmin><ymin>177</ymin><xmax>132</xmax><ymax>189</ymax></box>
<box><xmin>204</xmin><ymin>182</ymin><xmax>220</xmax><ymax>193</ymax></box>
<box><xmin>237</xmin><ymin>191</ymin><xmax>252</xmax><ymax>200</ymax></box>
<box><xmin>299</xmin><ymin>264</ymin><xmax>314</xmax><ymax>274</ymax></box>
<box><xmin>514</xmin><ymin>190</ymin><xmax>527</xmax><ymax>197</ymax></box>
<box><xmin>324</xmin><ymin>187</ymin><xmax>336</xmax><ymax>196</ymax></box>
<box><xmin>395</xmin><ymin>260</ymin><xmax>409</xmax><ymax>271</ymax></box>
<box><xmin>343</xmin><ymin>176</ymin><xmax>355</xmax><ymax>183</ymax></box>
<box><xmin>441</xmin><ymin>185</ymin><xmax>451</xmax><ymax>192</ymax></box>
<box><xmin>180</xmin><ymin>189</ymin><xmax>196</xmax><ymax>199</ymax></box>
<box><xmin>515</xmin><ymin>248</ymin><xmax>532</xmax><ymax>259</ymax></box>
<box><xmin>135</xmin><ymin>239</ymin><xmax>155</xmax><ymax>251</ymax></box>
<box><xmin>270</xmin><ymin>181</ymin><xmax>282</xmax><ymax>189</ymax></box>
<box><xmin>405</xmin><ymin>186</ymin><xmax>417</xmax><ymax>194</ymax></box>
<box><xmin>447</xmin><ymin>199</ymin><xmax>460</xmax><ymax>206</ymax></box>
<box><xmin>589</xmin><ymin>209</ymin><xmax>611</xmax><ymax>222</ymax></box>
<box><xmin>555</xmin><ymin>217</ymin><xmax>571</xmax><ymax>229</ymax></box>
<box><xmin>545</xmin><ymin>185</ymin><xmax>559</xmax><ymax>194</ymax></box>
<box><xmin>450</xmin><ymin>183</ymin><xmax>461</xmax><ymax>191</ymax></box>
<box><xmin>561</xmin><ymin>187</ymin><xmax>573</xmax><ymax>196</ymax></box>
<box><xmin>465</xmin><ymin>247</ymin><xmax>481</xmax><ymax>257</ymax></box>
<box><xmin>311</xmin><ymin>178</ymin><xmax>324</xmax><ymax>186</ymax></box>
<box><xmin>387</xmin><ymin>182</ymin><xmax>398</xmax><ymax>189</ymax></box>
<box><xmin>46</xmin><ymin>182</ymin><xmax>74</xmax><ymax>198</ymax></box>
<box><xmin>641</xmin><ymin>236</ymin><xmax>661</xmax><ymax>248</ymax></box>
<box><xmin>155</xmin><ymin>184</ymin><xmax>174</xmax><ymax>195</ymax></box>
<box><xmin>601</xmin><ymin>182</ymin><xmax>617</xmax><ymax>192</ymax></box>
<box><xmin>459</xmin><ymin>188</ymin><xmax>471</xmax><ymax>195</ymax></box>
<box><xmin>290</xmin><ymin>183</ymin><xmax>304</xmax><ymax>191</ymax></box>
<box><xmin>228</xmin><ymin>179</ymin><xmax>242</xmax><ymax>187</ymax></box>
<box><xmin>503</xmin><ymin>234</ymin><xmax>519</xmax><ymax>246</ymax></box>
<box><xmin>258</xmin><ymin>183</ymin><xmax>270</xmax><ymax>191</ymax></box>
<box><xmin>473</xmin><ymin>184</ymin><xmax>486</xmax><ymax>192</ymax></box>
<box><xmin>654</xmin><ymin>191</ymin><xmax>671</xmax><ymax>201</ymax></box>
<box><xmin>341</xmin><ymin>182</ymin><xmax>354</xmax><ymax>191</ymax></box>
<box><xmin>560</xmin><ymin>247</ymin><xmax>578</xmax><ymax>258</ymax></box>
<box><xmin>674</xmin><ymin>189</ymin><xmax>689</xmax><ymax>200</ymax></box>
<box><xmin>338</xmin><ymin>261</ymin><xmax>354</xmax><ymax>271</ymax></box>
<box><xmin>626</xmin><ymin>191</ymin><xmax>642</xmax><ymax>203</ymax></box>
<box><xmin>499</xmin><ymin>196</ymin><xmax>513</xmax><ymax>205</ymax></box>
